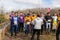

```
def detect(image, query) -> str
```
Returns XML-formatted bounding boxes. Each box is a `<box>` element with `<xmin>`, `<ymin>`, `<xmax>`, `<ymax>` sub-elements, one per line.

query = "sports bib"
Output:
<box><xmin>14</xmin><ymin>17</ymin><xmax>17</xmax><ymax>25</ymax></box>
<box><xmin>48</xmin><ymin>20</ymin><xmax>51</xmax><ymax>22</ymax></box>
<box><xmin>14</xmin><ymin>21</ymin><xmax>17</xmax><ymax>25</ymax></box>
<box><xmin>27</xmin><ymin>22</ymin><xmax>30</xmax><ymax>24</ymax></box>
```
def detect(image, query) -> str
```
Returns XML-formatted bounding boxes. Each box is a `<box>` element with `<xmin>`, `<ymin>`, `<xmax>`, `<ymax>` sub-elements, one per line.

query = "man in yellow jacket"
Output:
<box><xmin>24</xmin><ymin>14</ymin><xmax>31</xmax><ymax>35</ymax></box>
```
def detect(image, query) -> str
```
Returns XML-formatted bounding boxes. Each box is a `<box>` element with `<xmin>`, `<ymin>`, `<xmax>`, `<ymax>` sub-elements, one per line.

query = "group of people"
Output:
<box><xmin>10</xmin><ymin>11</ymin><xmax>60</xmax><ymax>40</ymax></box>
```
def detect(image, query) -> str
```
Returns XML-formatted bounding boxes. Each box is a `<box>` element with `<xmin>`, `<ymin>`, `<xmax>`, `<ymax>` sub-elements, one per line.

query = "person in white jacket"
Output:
<box><xmin>31</xmin><ymin>15</ymin><xmax>43</xmax><ymax>40</ymax></box>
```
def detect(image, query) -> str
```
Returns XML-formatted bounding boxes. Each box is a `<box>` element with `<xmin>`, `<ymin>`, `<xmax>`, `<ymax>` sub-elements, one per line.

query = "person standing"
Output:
<box><xmin>52</xmin><ymin>13</ymin><xmax>57</xmax><ymax>33</ymax></box>
<box><xmin>40</xmin><ymin>12</ymin><xmax>45</xmax><ymax>34</ymax></box>
<box><xmin>56</xmin><ymin>13</ymin><xmax>60</xmax><ymax>40</ymax></box>
<box><xmin>9</xmin><ymin>11</ymin><xmax>14</xmax><ymax>36</ymax></box>
<box><xmin>31</xmin><ymin>15</ymin><xmax>43</xmax><ymax>40</ymax></box>
<box><xmin>11</xmin><ymin>12</ymin><xmax>19</xmax><ymax>37</ymax></box>
<box><xmin>45</xmin><ymin>12</ymin><xmax>52</xmax><ymax>34</ymax></box>
<box><xmin>19</xmin><ymin>12</ymin><xmax>24</xmax><ymax>32</ymax></box>
<box><xmin>24</xmin><ymin>14</ymin><xmax>31</xmax><ymax>35</ymax></box>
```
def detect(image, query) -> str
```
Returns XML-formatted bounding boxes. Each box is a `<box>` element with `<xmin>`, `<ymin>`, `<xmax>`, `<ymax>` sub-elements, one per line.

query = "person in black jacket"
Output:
<box><xmin>45</xmin><ymin>12</ymin><xmax>52</xmax><ymax>34</ymax></box>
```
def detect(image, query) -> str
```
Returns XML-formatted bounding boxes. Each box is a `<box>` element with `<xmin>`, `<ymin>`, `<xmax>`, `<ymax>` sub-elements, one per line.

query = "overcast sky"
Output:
<box><xmin>0</xmin><ymin>0</ymin><xmax>60</xmax><ymax>11</ymax></box>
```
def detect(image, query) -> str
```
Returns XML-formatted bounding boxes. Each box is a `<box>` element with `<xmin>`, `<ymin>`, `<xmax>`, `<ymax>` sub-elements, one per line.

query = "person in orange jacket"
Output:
<box><xmin>24</xmin><ymin>14</ymin><xmax>31</xmax><ymax>35</ymax></box>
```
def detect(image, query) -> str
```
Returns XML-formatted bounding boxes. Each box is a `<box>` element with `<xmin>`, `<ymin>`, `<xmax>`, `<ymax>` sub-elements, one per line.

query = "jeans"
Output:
<box><xmin>11</xmin><ymin>24</ymin><xmax>18</xmax><ymax>36</ymax></box>
<box><xmin>24</xmin><ymin>24</ymin><xmax>30</xmax><ymax>34</ymax></box>
<box><xmin>46</xmin><ymin>22</ymin><xmax>51</xmax><ymax>33</ymax></box>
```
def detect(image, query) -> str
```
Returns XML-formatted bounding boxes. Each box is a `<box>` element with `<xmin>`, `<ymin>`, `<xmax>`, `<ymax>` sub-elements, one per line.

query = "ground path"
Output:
<box><xmin>4</xmin><ymin>32</ymin><xmax>56</xmax><ymax>40</ymax></box>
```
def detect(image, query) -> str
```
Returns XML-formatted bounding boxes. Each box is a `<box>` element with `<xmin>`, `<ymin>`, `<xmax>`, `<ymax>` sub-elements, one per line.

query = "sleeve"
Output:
<box><xmin>9</xmin><ymin>15</ymin><xmax>12</xmax><ymax>20</ymax></box>
<box><xmin>18</xmin><ymin>17</ymin><xmax>20</xmax><ymax>22</ymax></box>
<box><xmin>41</xmin><ymin>19</ymin><xmax>43</xmax><ymax>25</ymax></box>
<box><xmin>32</xmin><ymin>19</ymin><xmax>36</xmax><ymax>25</ymax></box>
<box><xmin>44</xmin><ymin>16</ymin><xmax>47</xmax><ymax>21</ymax></box>
<box><xmin>44</xmin><ymin>16</ymin><xmax>46</xmax><ymax>19</ymax></box>
<box><xmin>52</xmin><ymin>16</ymin><xmax>53</xmax><ymax>19</ymax></box>
<box><xmin>51</xmin><ymin>16</ymin><xmax>53</xmax><ymax>22</ymax></box>
<box><xmin>24</xmin><ymin>17</ymin><xmax>27</xmax><ymax>22</ymax></box>
<box><xmin>51</xmin><ymin>16</ymin><xmax>52</xmax><ymax>19</ymax></box>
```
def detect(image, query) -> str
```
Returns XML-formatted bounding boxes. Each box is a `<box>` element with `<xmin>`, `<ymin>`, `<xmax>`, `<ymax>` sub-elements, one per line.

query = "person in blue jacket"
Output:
<box><xmin>11</xmin><ymin>12</ymin><xmax>19</xmax><ymax>37</ymax></box>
